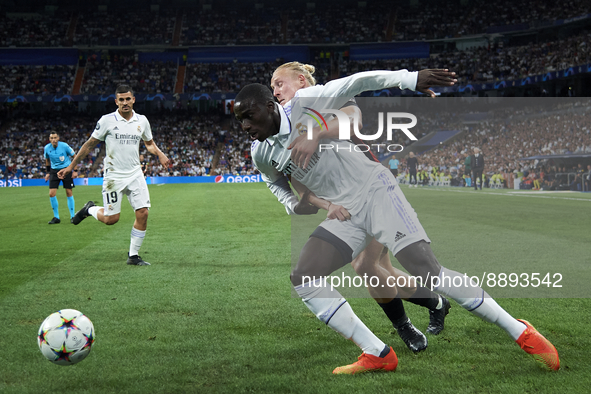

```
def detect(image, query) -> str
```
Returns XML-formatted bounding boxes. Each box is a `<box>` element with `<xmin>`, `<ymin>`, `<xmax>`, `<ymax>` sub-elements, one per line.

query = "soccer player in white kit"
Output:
<box><xmin>269</xmin><ymin>62</ymin><xmax>453</xmax><ymax>354</ymax></box>
<box><xmin>58</xmin><ymin>85</ymin><xmax>170</xmax><ymax>266</ymax></box>
<box><xmin>234</xmin><ymin>70</ymin><xmax>559</xmax><ymax>374</ymax></box>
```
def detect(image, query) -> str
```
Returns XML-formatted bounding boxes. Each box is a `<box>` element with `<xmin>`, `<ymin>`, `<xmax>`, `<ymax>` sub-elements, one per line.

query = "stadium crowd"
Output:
<box><xmin>1</xmin><ymin>25</ymin><xmax>588</xmax><ymax>96</ymax></box>
<box><xmin>1</xmin><ymin>0</ymin><xmax>589</xmax><ymax>47</ymax></box>
<box><xmin>285</xmin><ymin>5</ymin><xmax>388</xmax><ymax>44</ymax></box>
<box><xmin>184</xmin><ymin>62</ymin><xmax>280</xmax><ymax>94</ymax></box>
<box><xmin>337</xmin><ymin>31</ymin><xmax>591</xmax><ymax>84</ymax></box>
<box><xmin>0</xmin><ymin>65</ymin><xmax>76</xmax><ymax>96</ymax></box>
<box><xmin>81</xmin><ymin>53</ymin><xmax>178</xmax><ymax>95</ymax></box>
<box><xmin>4</xmin><ymin>100</ymin><xmax>588</xmax><ymax>192</ymax></box>
<box><xmin>394</xmin><ymin>0</ymin><xmax>591</xmax><ymax>40</ymax></box>
<box><xmin>91</xmin><ymin>30</ymin><xmax>591</xmax><ymax>95</ymax></box>
<box><xmin>73</xmin><ymin>10</ymin><xmax>175</xmax><ymax>46</ymax></box>
<box><xmin>213</xmin><ymin>120</ymin><xmax>256</xmax><ymax>176</ymax></box>
<box><xmin>0</xmin><ymin>116</ymin><xmax>99</xmax><ymax>179</ymax></box>
<box><xmin>1</xmin><ymin>2</ymin><xmax>590</xmax><ymax>187</ymax></box>
<box><xmin>2</xmin><ymin>25</ymin><xmax>587</xmax><ymax>97</ymax></box>
<box><xmin>394</xmin><ymin>103</ymin><xmax>591</xmax><ymax>190</ymax></box>
<box><xmin>181</xmin><ymin>8</ymin><xmax>282</xmax><ymax>46</ymax></box>
<box><xmin>0</xmin><ymin>13</ymin><xmax>70</xmax><ymax>47</ymax></box>
<box><xmin>0</xmin><ymin>111</ymin><xmax>230</xmax><ymax>180</ymax></box>
<box><xmin>139</xmin><ymin>112</ymin><xmax>222</xmax><ymax>177</ymax></box>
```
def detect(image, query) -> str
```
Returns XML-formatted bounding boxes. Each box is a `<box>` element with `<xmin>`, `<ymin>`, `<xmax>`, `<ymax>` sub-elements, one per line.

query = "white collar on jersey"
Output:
<box><xmin>113</xmin><ymin>110</ymin><xmax>139</xmax><ymax>122</ymax></box>
<box><xmin>265</xmin><ymin>103</ymin><xmax>291</xmax><ymax>146</ymax></box>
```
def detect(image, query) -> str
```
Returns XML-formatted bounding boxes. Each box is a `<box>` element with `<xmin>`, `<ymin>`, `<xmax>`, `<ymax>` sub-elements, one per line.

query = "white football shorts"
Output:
<box><xmin>101</xmin><ymin>174</ymin><xmax>151</xmax><ymax>216</ymax></box>
<box><xmin>318</xmin><ymin>169</ymin><xmax>430</xmax><ymax>259</ymax></box>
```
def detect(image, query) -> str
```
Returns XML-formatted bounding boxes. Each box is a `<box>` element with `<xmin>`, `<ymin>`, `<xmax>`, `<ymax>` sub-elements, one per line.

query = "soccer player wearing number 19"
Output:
<box><xmin>58</xmin><ymin>85</ymin><xmax>170</xmax><ymax>266</ymax></box>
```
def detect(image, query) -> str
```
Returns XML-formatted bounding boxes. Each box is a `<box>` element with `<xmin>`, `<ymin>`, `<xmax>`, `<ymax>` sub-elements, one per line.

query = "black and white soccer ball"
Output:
<box><xmin>37</xmin><ymin>309</ymin><xmax>95</xmax><ymax>366</ymax></box>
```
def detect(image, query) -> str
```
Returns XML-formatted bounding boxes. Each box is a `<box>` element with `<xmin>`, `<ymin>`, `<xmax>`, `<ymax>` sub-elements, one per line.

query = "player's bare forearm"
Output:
<box><xmin>59</xmin><ymin>138</ymin><xmax>98</xmax><ymax>178</ymax></box>
<box><xmin>290</xmin><ymin>177</ymin><xmax>349</xmax><ymax>219</ymax></box>
<box><xmin>290</xmin><ymin>177</ymin><xmax>307</xmax><ymax>198</ymax></box>
<box><xmin>145</xmin><ymin>140</ymin><xmax>170</xmax><ymax>167</ymax></box>
<box><xmin>306</xmin><ymin>192</ymin><xmax>351</xmax><ymax>221</ymax></box>
<box><xmin>307</xmin><ymin>192</ymin><xmax>331</xmax><ymax>211</ymax></box>
<box><xmin>144</xmin><ymin>140</ymin><xmax>159</xmax><ymax>155</ymax></box>
<box><xmin>291</xmin><ymin>178</ymin><xmax>333</xmax><ymax>212</ymax></box>
<box><xmin>299</xmin><ymin>185</ymin><xmax>351</xmax><ymax>221</ymax></box>
<box><xmin>290</xmin><ymin>178</ymin><xmax>325</xmax><ymax>213</ymax></box>
<box><xmin>73</xmin><ymin>138</ymin><xmax>98</xmax><ymax>166</ymax></box>
<box><xmin>304</xmin><ymin>189</ymin><xmax>351</xmax><ymax>221</ymax></box>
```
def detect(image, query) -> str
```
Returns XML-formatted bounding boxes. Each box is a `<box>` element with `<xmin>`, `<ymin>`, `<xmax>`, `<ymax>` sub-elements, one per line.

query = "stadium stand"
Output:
<box><xmin>0</xmin><ymin>12</ymin><xmax>70</xmax><ymax>47</ymax></box>
<box><xmin>332</xmin><ymin>31</ymin><xmax>591</xmax><ymax>84</ymax></box>
<box><xmin>1</xmin><ymin>0</ymin><xmax>590</xmax><ymax>183</ymax></box>
<box><xmin>1</xmin><ymin>1</ymin><xmax>589</xmax><ymax>46</ymax></box>
<box><xmin>73</xmin><ymin>10</ymin><xmax>175</xmax><ymax>46</ymax></box>
<box><xmin>81</xmin><ymin>53</ymin><xmax>177</xmax><ymax>95</ymax></box>
<box><xmin>0</xmin><ymin>65</ymin><xmax>76</xmax><ymax>96</ymax></box>
<box><xmin>1</xmin><ymin>115</ymin><xmax>98</xmax><ymax>179</ymax></box>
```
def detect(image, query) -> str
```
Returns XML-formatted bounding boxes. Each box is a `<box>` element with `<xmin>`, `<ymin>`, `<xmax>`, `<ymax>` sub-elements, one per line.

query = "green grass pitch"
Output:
<box><xmin>1</xmin><ymin>183</ymin><xmax>590</xmax><ymax>393</ymax></box>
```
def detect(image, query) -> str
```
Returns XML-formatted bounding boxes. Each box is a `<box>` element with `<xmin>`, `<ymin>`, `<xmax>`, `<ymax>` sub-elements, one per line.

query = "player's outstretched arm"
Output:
<box><xmin>416</xmin><ymin>69</ymin><xmax>457</xmax><ymax>98</ymax></box>
<box><xmin>144</xmin><ymin>139</ymin><xmax>170</xmax><ymax>168</ymax></box>
<box><xmin>58</xmin><ymin>137</ymin><xmax>100</xmax><ymax>179</ymax></box>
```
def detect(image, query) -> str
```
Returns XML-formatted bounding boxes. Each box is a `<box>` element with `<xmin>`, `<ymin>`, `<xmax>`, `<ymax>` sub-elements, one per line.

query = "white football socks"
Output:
<box><xmin>88</xmin><ymin>206</ymin><xmax>101</xmax><ymax>220</ymax></box>
<box><xmin>434</xmin><ymin>267</ymin><xmax>526</xmax><ymax>340</ymax></box>
<box><xmin>130</xmin><ymin>227</ymin><xmax>146</xmax><ymax>257</ymax></box>
<box><xmin>295</xmin><ymin>278</ymin><xmax>385</xmax><ymax>356</ymax></box>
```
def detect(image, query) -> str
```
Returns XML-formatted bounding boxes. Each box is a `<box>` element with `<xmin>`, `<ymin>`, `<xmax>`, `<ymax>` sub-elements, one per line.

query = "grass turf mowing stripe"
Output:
<box><xmin>1</xmin><ymin>184</ymin><xmax>589</xmax><ymax>393</ymax></box>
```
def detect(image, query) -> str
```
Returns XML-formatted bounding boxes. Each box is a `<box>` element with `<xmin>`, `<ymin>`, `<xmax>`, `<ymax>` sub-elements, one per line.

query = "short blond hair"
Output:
<box><xmin>274</xmin><ymin>62</ymin><xmax>316</xmax><ymax>86</ymax></box>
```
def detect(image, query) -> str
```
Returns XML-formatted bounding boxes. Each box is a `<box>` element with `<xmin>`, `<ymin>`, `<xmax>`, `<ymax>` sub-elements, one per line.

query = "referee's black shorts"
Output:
<box><xmin>49</xmin><ymin>168</ymin><xmax>75</xmax><ymax>189</ymax></box>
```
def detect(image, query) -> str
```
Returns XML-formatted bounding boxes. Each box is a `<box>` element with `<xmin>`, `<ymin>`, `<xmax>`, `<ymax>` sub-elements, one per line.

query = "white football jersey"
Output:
<box><xmin>251</xmin><ymin>106</ymin><xmax>299</xmax><ymax>215</ymax></box>
<box><xmin>92</xmin><ymin>110</ymin><xmax>153</xmax><ymax>181</ymax></box>
<box><xmin>252</xmin><ymin>70</ymin><xmax>418</xmax><ymax>215</ymax></box>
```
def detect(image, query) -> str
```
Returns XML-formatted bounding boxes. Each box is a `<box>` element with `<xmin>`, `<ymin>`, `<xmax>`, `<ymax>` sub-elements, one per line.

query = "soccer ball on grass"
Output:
<box><xmin>37</xmin><ymin>309</ymin><xmax>95</xmax><ymax>365</ymax></box>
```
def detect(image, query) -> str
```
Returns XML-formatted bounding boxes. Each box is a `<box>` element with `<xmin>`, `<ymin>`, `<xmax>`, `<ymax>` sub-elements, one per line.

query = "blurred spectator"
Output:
<box><xmin>81</xmin><ymin>53</ymin><xmax>177</xmax><ymax>95</ymax></box>
<box><xmin>0</xmin><ymin>65</ymin><xmax>75</xmax><ymax>95</ymax></box>
<box><xmin>74</xmin><ymin>10</ymin><xmax>174</xmax><ymax>46</ymax></box>
<box><xmin>0</xmin><ymin>13</ymin><xmax>69</xmax><ymax>47</ymax></box>
<box><xmin>1</xmin><ymin>116</ymin><xmax>97</xmax><ymax>178</ymax></box>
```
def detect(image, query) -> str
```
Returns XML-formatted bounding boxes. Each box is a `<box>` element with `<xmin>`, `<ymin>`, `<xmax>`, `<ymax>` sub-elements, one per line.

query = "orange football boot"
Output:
<box><xmin>516</xmin><ymin>319</ymin><xmax>560</xmax><ymax>371</ymax></box>
<box><xmin>333</xmin><ymin>347</ymin><xmax>398</xmax><ymax>375</ymax></box>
